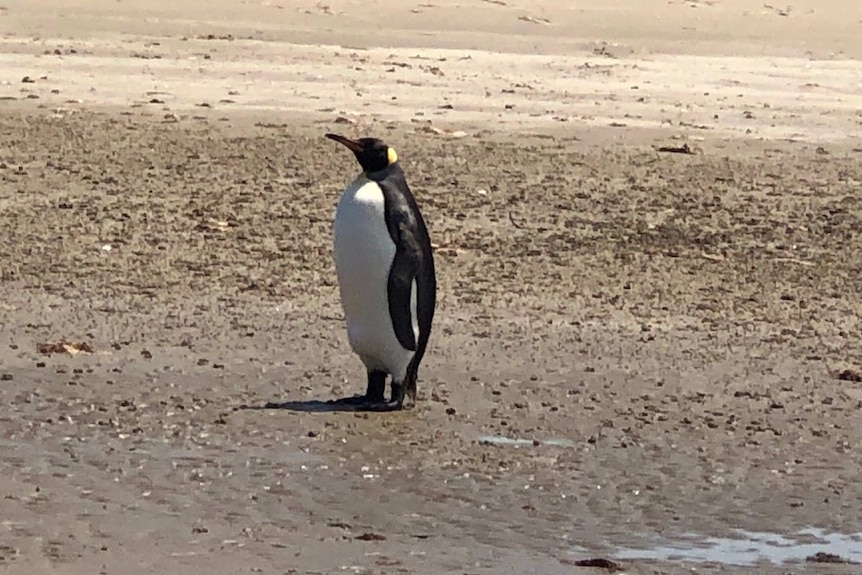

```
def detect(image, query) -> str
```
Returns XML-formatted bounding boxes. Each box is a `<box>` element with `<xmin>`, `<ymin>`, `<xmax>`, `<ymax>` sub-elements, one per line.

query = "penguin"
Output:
<box><xmin>325</xmin><ymin>133</ymin><xmax>436</xmax><ymax>411</ymax></box>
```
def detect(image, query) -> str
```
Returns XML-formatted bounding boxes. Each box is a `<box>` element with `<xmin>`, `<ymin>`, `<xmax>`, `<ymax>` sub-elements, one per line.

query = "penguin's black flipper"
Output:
<box><xmin>386</xmin><ymin>220</ymin><xmax>421</xmax><ymax>353</ymax></box>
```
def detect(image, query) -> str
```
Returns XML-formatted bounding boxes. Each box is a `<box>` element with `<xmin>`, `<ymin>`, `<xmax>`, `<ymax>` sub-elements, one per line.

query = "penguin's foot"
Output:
<box><xmin>328</xmin><ymin>394</ymin><xmax>373</xmax><ymax>406</ymax></box>
<box><xmin>326</xmin><ymin>395</ymin><xmax>405</xmax><ymax>411</ymax></box>
<box><xmin>328</xmin><ymin>370</ymin><xmax>387</xmax><ymax>407</ymax></box>
<box><xmin>326</xmin><ymin>374</ymin><xmax>410</xmax><ymax>411</ymax></box>
<box><xmin>351</xmin><ymin>382</ymin><xmax>407</xmax><ymax>411</ymax></box>
<box><xmin>355</xmin><ymin>398</ymin><xmax>405</xmax><ymax>412</ymax></box>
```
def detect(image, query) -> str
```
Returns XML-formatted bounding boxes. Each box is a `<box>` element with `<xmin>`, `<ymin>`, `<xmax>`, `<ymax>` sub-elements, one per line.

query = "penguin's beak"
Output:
<box><xmin>325</xmin><ymin>133</ymin><xmax>364</xmax><ymax>153</ymax></box>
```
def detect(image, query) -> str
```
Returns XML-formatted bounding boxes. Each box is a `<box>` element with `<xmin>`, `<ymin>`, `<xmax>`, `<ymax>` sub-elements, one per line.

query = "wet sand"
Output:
<box><xmin>1</xmin><ymin>1</ymin><xmax>862</xmax><ymax>574</ymax></box>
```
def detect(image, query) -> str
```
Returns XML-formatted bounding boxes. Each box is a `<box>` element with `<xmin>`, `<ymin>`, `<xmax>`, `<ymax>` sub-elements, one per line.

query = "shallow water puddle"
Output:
<box><xmin>610</xmin><ymin>528</ymin><xmax>862</xmax><ymax>566</ymax></box>
<box><xmin>477</xmin><ymin>435</ymin><xmax>575</xmax><ymax>448</ymax></box>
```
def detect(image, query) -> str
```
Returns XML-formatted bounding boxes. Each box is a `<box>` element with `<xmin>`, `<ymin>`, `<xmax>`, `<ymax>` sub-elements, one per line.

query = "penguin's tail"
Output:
<box><xmin>404</xmin><ymin>370</ymin><xmax>418</xmax><ymax>406</ymax></box>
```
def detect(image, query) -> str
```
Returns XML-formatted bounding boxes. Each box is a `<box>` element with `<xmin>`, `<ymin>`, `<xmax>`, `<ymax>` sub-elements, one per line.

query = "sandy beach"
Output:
<box><xmin>1</xmin><ymin>1</ymin><xmax>862</xmax><ymax>574</ymax></box>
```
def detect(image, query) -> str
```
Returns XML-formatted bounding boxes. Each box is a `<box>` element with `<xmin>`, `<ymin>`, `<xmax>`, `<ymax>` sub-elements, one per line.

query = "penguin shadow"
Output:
<box><xmin>240</xmin><ymin>396</ymin><xmax>408</xmax><ymax>413</ymax></box>
<box><xmin>251</xmin><ymin>399</ymin><xmax>360</xmax><ymax>413</ymax></box>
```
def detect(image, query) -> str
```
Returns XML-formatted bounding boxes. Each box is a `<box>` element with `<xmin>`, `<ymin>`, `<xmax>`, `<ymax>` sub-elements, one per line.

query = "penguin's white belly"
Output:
<box><xmin>333</xmin><ymin>176</ymin><xmax>416</xmax><ymax>382</ymax></box>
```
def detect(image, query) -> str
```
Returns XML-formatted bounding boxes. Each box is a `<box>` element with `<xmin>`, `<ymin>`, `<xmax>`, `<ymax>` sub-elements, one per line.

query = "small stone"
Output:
<box><xmin>837</xmin><ymin>369</ymin><xmax>862</xmax><ymax>382</ymax></box>
<box><xmin>355</xmin><ymin>532</ymin><xmax>386</xmax><ymax>541</ymax></box>
<box><xmin>806</xmin><ymin>552</ymin><xmax>858</xmax><ymax>564</ymax></box>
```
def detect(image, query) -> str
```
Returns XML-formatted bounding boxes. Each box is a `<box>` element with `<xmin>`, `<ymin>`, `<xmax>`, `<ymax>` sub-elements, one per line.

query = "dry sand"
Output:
<box><xmin>1</xmin><ymin>1</ymin><xmax>862</xmax><ymax>574</ymax></box>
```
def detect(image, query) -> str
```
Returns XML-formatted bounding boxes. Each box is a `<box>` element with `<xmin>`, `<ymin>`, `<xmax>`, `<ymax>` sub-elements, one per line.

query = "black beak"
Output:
<box><xmin>325</xmin><ymin>133</ymin><xmax>364</xmax><ymax>154</ymax></box>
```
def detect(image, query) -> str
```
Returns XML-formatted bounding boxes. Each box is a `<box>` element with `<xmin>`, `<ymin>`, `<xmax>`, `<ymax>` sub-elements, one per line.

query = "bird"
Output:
<box><xmin>325</xmin><ymin>133</ymin><xmax>436</xmax><ymax>411</ymax></box>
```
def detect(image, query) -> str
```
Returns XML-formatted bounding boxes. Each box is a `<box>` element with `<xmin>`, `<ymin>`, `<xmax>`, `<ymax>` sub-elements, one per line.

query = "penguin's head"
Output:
<box><xmin>325</xmin><ymin>133</ymin><xmax>398</xmax><ymax>174</ymax></box>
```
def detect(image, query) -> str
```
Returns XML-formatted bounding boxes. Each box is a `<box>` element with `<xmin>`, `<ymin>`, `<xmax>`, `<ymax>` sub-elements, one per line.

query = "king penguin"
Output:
<box><xmin>325</xmin><ymin>133</ymin><xmax>437</xmax><ymax>411</ymax></box>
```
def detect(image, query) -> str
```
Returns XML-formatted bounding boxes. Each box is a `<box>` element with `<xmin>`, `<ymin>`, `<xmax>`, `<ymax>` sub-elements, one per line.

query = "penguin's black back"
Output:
<box><xmin>369</xmin><ymin>163</ymin><xmax>436</xmax><ymax>377</ymax></box>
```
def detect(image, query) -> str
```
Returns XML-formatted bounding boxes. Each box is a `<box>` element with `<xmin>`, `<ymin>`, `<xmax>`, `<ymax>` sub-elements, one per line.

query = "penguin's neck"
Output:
<box><xmin>365</xmin><ymin>163</ymin><xmax>400</xmax><ymax>182</ymax></box>
<box><xmin>345</xmin><ymin>172</ymin><xmax>371</xmax><ymax>195</ymax></box>
<box><xmin>341</xmin><ymin>173</ymin><xmax>383</xmax><ymax>208</ymax></box>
